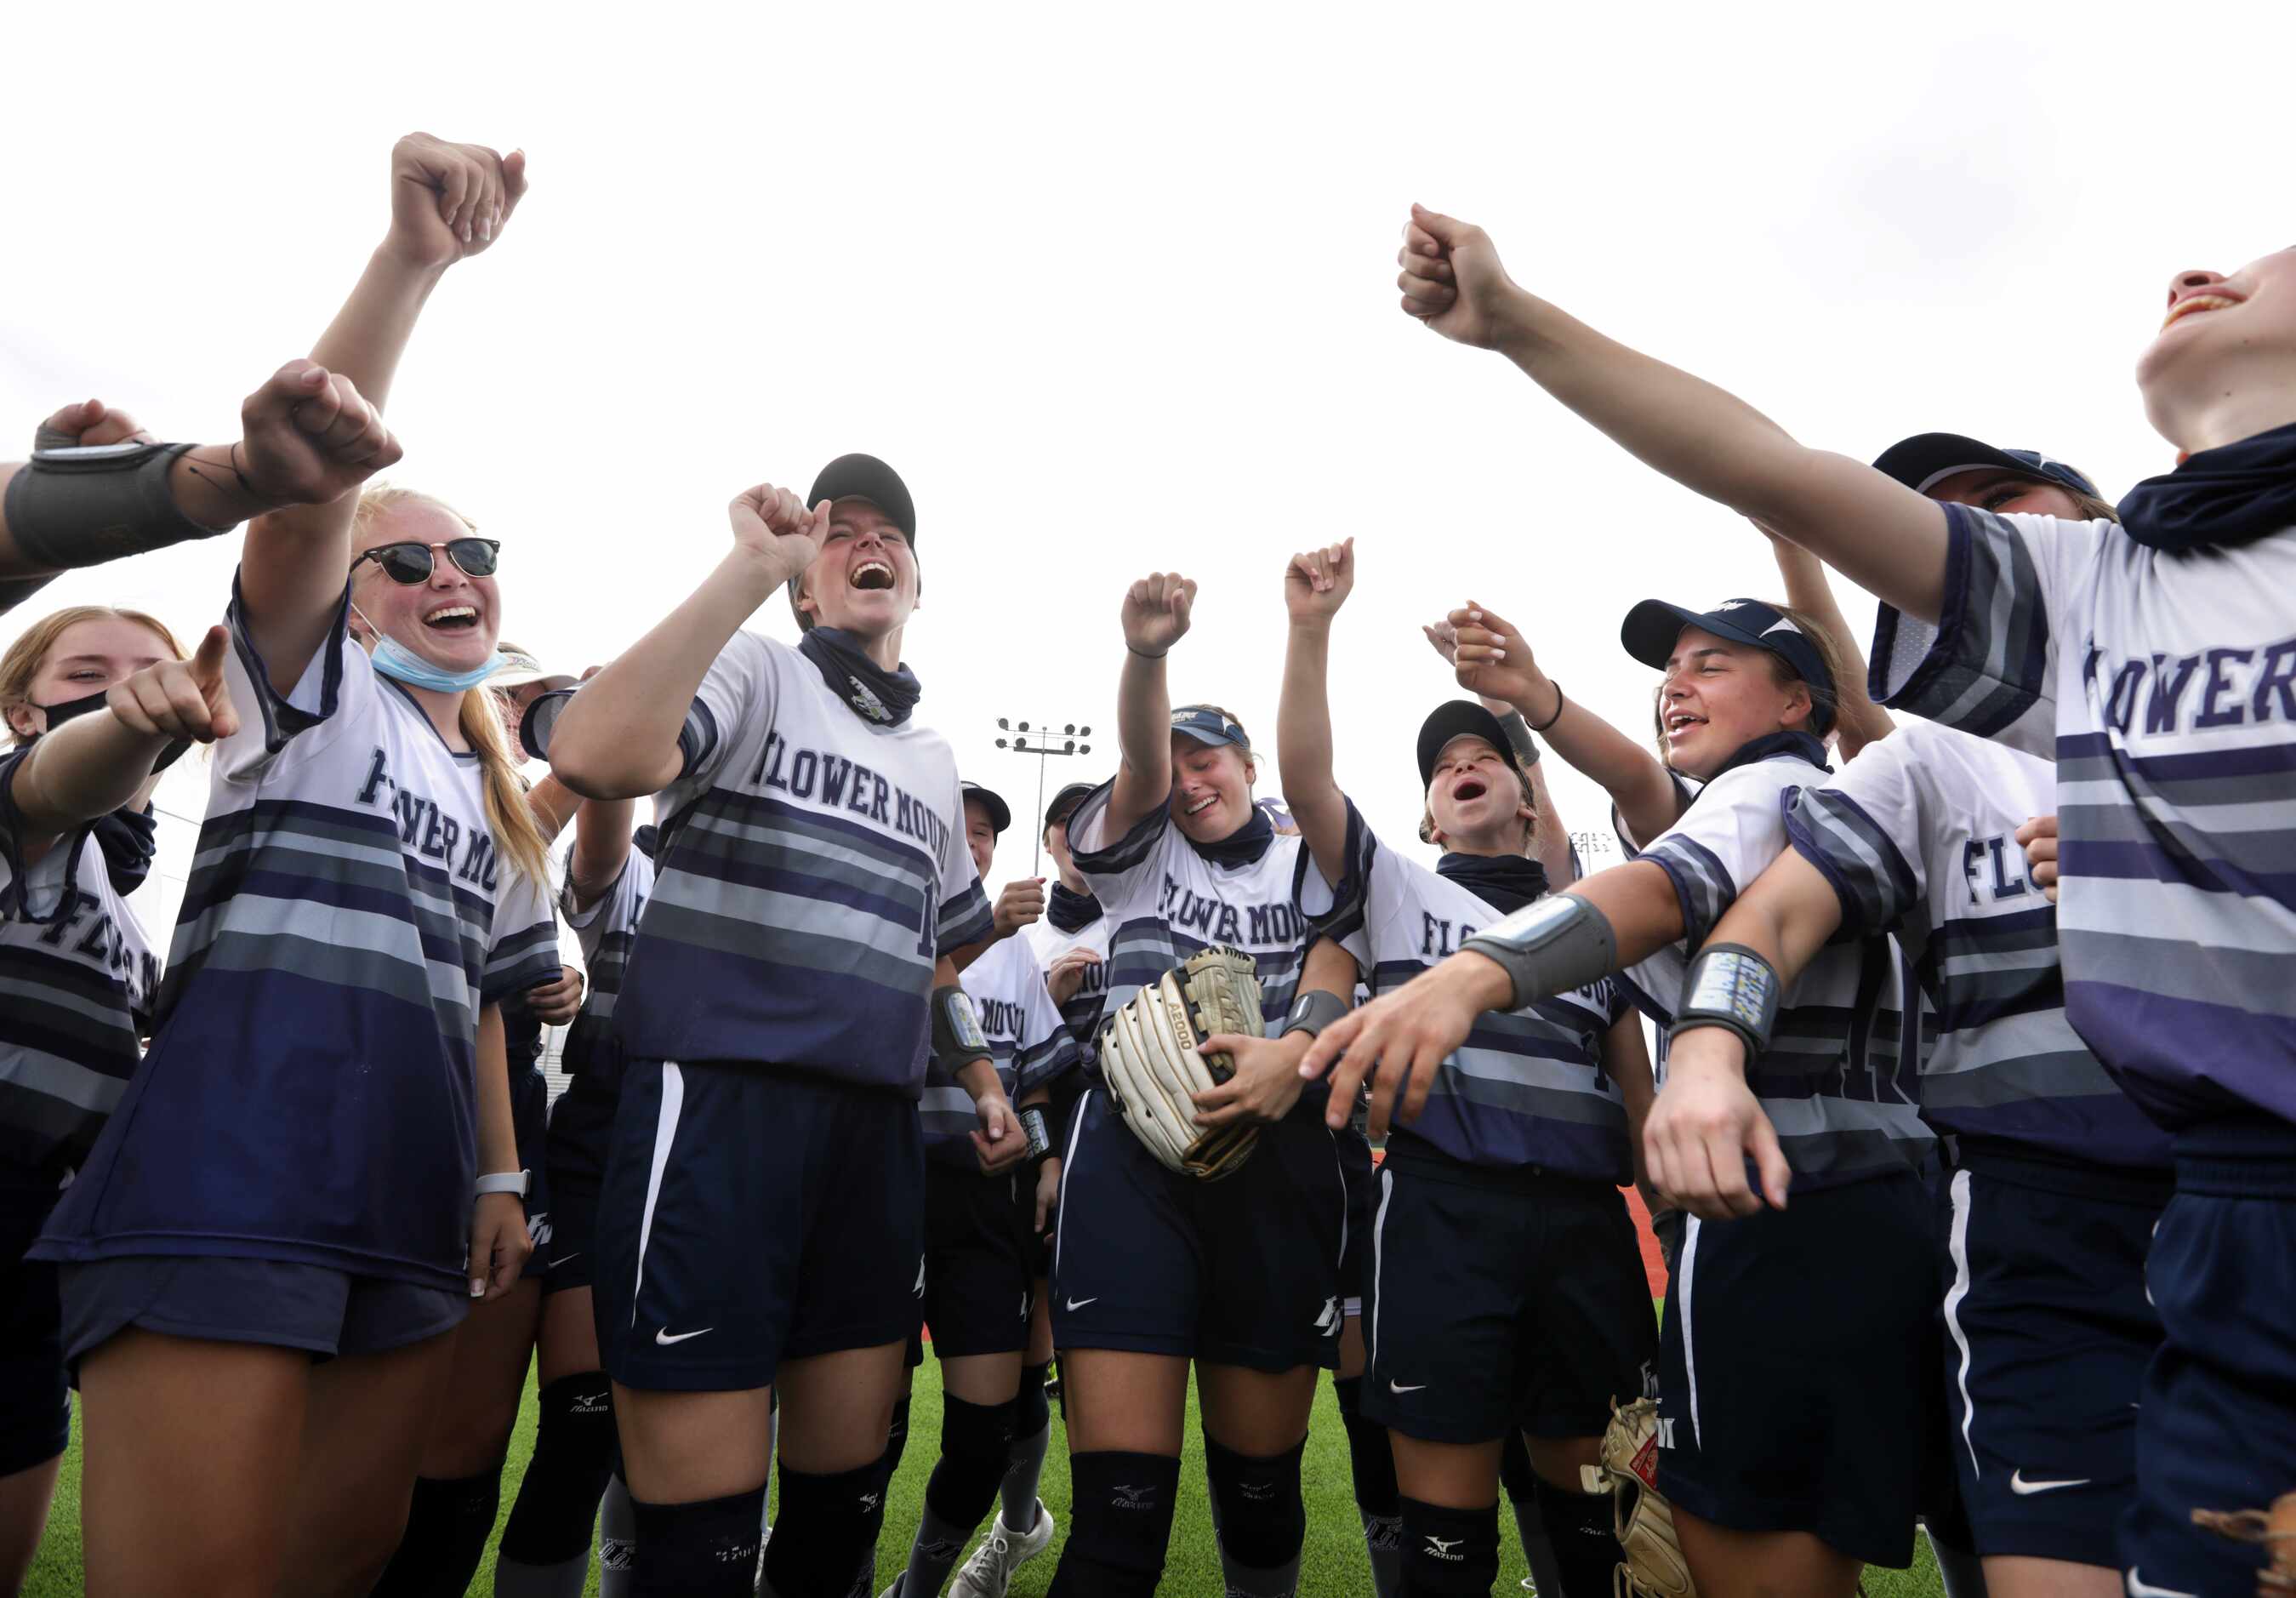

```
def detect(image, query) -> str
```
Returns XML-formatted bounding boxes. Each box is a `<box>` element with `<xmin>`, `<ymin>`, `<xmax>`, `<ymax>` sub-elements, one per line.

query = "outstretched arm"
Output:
<box><xmin>1758</xmin><ymin>523</ymin><xmax>1894</xmax><ymax>760</ymax></box>
<box><xmin>1642</xmin><ymin>848</ymin><xmax>1844</xmax><ymax>1220</ymax></box>
<box><xmin>1301</xmin><ymin>857</ymin><xmax>1684</xmax><ymax>1139</ymax></box>
<box><xmin>1278</xmin><ymin>539</ymin><xmax>1354</xmax><ymax>887</ymax></box>
<box><xmin>1103</xmin><ymin>573</ymin><xmax>1195</xmax><ymax>839</ymax></box>
<box><xmin>0</xmin><ymin>368</ymin><xmax>404</xmax><ymax>617</ymax></box>
<box><xmin>1399</xmin><ymin>205</ymin><xmax>1949</xmax><ymax>622</ymax></box>
<box><xmin>1433</xmin><ymin>604</ymin><xmax>1684</xmax><ymax>848</ymax></box>
<box><xmin>550</xmin><ymin>487</ymin><xmax>827</xmax><ymax>800</ymax></box>
<box><xmin>6</xmin><ymin>626</ymin><xmax>238</xmax><ymax>853</ymax></box>
<box><xmin>240</xmin><ymin>134</ymin><xmax>528</xmax><ymax>693</ymax></box>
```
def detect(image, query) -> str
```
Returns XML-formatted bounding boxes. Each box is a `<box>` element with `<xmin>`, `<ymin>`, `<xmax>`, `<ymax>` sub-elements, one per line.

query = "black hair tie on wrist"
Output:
<box><xmin>1530</xmin><ymin>680</ymin><xmax>1565</xmax><ymax>733</ymax></box>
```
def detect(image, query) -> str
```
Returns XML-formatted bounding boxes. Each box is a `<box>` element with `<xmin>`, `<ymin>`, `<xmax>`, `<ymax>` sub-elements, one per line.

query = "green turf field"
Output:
<box><xmin>27</xmin><ymin>1358</ymin><xmax>1946</xmax><ymax>1595</ymax></box>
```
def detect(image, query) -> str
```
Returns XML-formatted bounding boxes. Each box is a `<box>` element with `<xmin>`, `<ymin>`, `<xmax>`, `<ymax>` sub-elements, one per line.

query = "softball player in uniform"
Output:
<box><xmin>1042</xmin><ymin>570</ymin><xmax>1359</xmax><ymax>1598</ymax></box>
<box><xmin>1277</xmin><ymin>539</ymin><xmax>1657</xmax><ymax>1598</ymax></box>
<box><xmin>1664</xmin><ymin>710</ymin><xmax>2168</xmax><ymax>1598</ymax></box>
<box><xmin>1307</xmin><ymin>591</ymin><xmax>1936</xmax><ymax>1597</ymax></box>
<box><xmin>880</xmin><ymin>779</ymin><xmax>1080</xmax><ymax>1598</ymax></box>
<box><xmin>540</xmin><ymin>456</ymin><xmax>1017</xmax><ymax>1598</ymax></box>
<box><xmin>1387</xmin><ymin>204</ymin><xmax>2296</xmax><ymax>1594</ymax></box>
<box><xmin>30</xmin><ymin>134</ymin><xmax>557</xmax><ymax>1598</ymax></box>
<box><xmin>0</xmin><ymin>606</ymin><xmax>188</xmax><ymax>1590</ymax></box>
<box><xmin>487</xmin><ymin>793</ymin><xmax>649</xmax><ymax>1598</ymax></box>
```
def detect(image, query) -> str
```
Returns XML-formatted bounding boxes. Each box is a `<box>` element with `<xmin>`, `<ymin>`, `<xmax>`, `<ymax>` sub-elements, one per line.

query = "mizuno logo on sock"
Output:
<box><xmin>1113</xmin><ymin>1485</ymin><xmax>1155</xmax><ymax>1510</ymax></box>
<box><xmin>1425</xmin><ymin>1536</ymin><xmax>1465</xmax><ymax>1561</ymax></box>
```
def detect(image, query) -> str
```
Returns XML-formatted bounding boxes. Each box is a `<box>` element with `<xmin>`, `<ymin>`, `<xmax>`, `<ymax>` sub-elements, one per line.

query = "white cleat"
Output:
<box><xmin>948</xmin><ymin>1501</ymin><xmax>1057</xmax><ymax>1598</ymax></box>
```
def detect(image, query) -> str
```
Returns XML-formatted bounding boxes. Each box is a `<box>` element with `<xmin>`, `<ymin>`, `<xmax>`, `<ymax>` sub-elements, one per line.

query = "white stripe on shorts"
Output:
<box><xmin>1679</xmin><ymin>1214</ymin><xmax>1703</xmax><ymax>1448</ymax></box>
<box><xmin>1944</xmin><ymin>1167</ymin><xmax>1980</xmax><ymax>1475</ymax></box>
<box><xmin>1051</xmin><ymin>1090</ymin><xmax>1091</xmax><ymax>1284</ymax></box>
<box><xmin>1369</xmin><ymin>1166</ymin><xmax>1395</xmax><ymax>1375</ymax></box>
<box><xmin>628</xmin><ymin>1060</ymin><xmax>687</xmax><ymax>1328</ymax></box>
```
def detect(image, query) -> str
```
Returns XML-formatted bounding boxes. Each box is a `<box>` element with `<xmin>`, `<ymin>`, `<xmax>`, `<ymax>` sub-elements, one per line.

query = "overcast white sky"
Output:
<box><xmin>6</xmin><ymin>3</ymin><xmax>2291</xmax><ymax>938</ymax></box>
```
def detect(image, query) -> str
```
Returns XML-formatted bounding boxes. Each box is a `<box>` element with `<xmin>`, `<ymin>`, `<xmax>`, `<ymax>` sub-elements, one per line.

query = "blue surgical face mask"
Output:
<box><xmin>354</xmin><ymin>602</ymin><xmax>509</xmax><ymax>693</ymax></box>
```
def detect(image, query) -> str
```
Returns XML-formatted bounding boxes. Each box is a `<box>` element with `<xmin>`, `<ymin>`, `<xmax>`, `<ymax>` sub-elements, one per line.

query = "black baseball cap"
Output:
<box><xmin>960</xmin><ymin>779</ymin><xmax>1011</xmax><ymax>836</ymax></box>
<box><xmin>1044</xmin><ymin>780</ymin><xmax>1097</xmax><ymax>836</ymax></box>
<box><xmin>788</xmin><ymin>454</ymin><xmax>918</xmax><ymax>631</ymax></box>
<box><xmin>1171</xmin><ymin>705</ymin><xmax>1251</xmax><ymax>750</ymax></box>
<box><xmin>1620</xmin><ymin>596</ymin><xmax>1837</xmax><ymax>734</ymax></box>
<box><xmin>1871</xmin><ymin>433</ymin><xmax>2099</xmax><ymax>499</ymax></box>
<box><xmin>1416</xmin><ymin>700</ymin><xmax>1524</xmax><ymax>789</ymax></box>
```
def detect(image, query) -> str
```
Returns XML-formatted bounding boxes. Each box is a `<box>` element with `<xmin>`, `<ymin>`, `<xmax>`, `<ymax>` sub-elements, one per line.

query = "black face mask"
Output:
<box><xmin>25</xmin><ymin>688</ymin><xmax>190</xmax><ymax>773</ymax></box>
<box><xmin>1188</xmin><ymin>802</ymin><xmax>1274</xmax><ymax>869</ymax></box>
<box><xmin>1048</xmin><ymin>880</ymin><xmax>1102</xmax><ymax>933</ymax></box>
<box><xmin>797</xmin><ymin>626</ymin><xmax>922</xmax><ymax>728</ymax></box>
<box><xmin>1435</xmin><ymin>852</ymin><xmax>1550</xmax><ymax>916</ymax></box>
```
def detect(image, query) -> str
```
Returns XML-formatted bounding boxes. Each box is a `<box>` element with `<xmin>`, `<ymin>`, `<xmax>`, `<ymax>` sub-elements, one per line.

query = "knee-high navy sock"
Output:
<box><xmin>1535</xmin><ymin>1479</ymin><xmax>1623</xmax><ymax>1598</ymax></box>
<box><xmin>630</xmin><ymin>1487</ymin><xmax>763</xmax><ymax>1598</ymax></box>
<box><xmin>1398</xmin><ymin>1496</ymin><xmax>1500</xmax><ymax>1596</ymax></box>
<box><xmin>899</xmin><ymin>1393</ymin><xmax>1012</xmax><ymax>1596</ymax></box>
<box><xmin>1045</xmin><ymin>1451</ymin><xmax>1179</xmax><ymax>1598</ymax></box>
<box><xmin>1500</xmin><ymin>1439</ymin><xmax>1564</xmax><ymax>1598</ymax></box>
<box><xmin>495</xmin><ymin>1371</ymin><xmax>616</xmax><ymax>1597</ymax></box>
<box><xmin>1334</xmin><ymin>1376</ymin><xmax>1403</xmax><ymax>1596</ymax></box>
<box><xmin>999</xmin><ymin>1361</ymin><xmax>1052</xmax><ymax>1533</ymax></box>
<box><xmin>370</xmin><ymin>1460</ymin><xmax>506</xmax><ymax>1597</ymax></box>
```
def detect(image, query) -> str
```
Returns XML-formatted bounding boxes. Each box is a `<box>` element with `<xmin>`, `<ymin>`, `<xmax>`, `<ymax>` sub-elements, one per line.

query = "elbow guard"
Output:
<box><xmin>1459</xmin><ymin>893</ymin><xmax>1617</xmax><ymax>1010</ymax></box>
<box><xmin>932</xmin><ymin>984</ymin><xmax>993</xmax><ymax>1073</ymax></box>
<box><xmin>4</xmin><ymin>441</ymin><xmax>220</xmax><ymax>570</ymax></box>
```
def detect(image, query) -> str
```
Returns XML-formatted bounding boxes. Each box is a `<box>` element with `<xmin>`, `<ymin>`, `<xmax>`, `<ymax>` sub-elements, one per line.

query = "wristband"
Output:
<box><xmin>475</xmin><ymin>1169</ymin><xmax>530</xmax><ymax>1200</ymax></box>
<box><xmin>1529</xmin><ymin>680</ymin><xmax>1566</xmax><ymax>734</ymax></box>
<box><xmin>1017</xmin><ymin>1105</ymin><xmax>1052</xmax><ymax>1167</ymax></box>
<box><xmin>1279</xmin><ymin>989</ymin><xmax>1348</xmax><ymax>1041</ymax></box>
<box><xmin>3</xmin><ymin>441</ymin><xmax>219</xmax><ymax>570</ymax></box>
<box><xmin>932</xmin><ymin>984</ymin><xmax>992</xmax><ymax>1070</ymax></box>
<box><xmin>1458</xmin><ymin>893</ymin><xmax>1616</xmax><ymax>1010</ymax></box>
<box><xmin>1666</xmin><ymin>942</ymin><xmax>1782</xmax><ymax>1060</ymax></box>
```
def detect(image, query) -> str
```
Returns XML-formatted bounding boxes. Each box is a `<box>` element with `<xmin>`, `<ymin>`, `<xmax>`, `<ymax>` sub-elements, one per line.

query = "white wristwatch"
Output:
<box><xmin>474</xmin><ymin>1169</ymin><xmax>531</xmax><ymax>1199</ymax></box>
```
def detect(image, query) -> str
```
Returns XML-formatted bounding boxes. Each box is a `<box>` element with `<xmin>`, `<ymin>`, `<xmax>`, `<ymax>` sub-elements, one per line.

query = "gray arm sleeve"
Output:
<box><xmin>1458</xmin><ymin>893</ymin><xmax>1617</xmax><ymax>1010</ymax></box>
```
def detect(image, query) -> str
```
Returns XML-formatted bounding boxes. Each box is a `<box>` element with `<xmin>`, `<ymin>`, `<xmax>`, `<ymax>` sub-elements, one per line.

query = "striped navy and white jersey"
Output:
<box><xmin>1872</xmin><ymin>506</ymin><xmax>2296</xmax><ymax>1146</ymax></box>
<box><xmin>0</xmin><ymin>755</ymin><xmax>158</xmax><ymax>1196</ymax></box>
<box><xmin>1309</xmin><ymin>799</ymin><xmax>1633</xmax><ymax>1180</ymax></box>
<box><xmin>1068</xmin><ymin>780</ymin><xmax>1310</xmax><ymax>1081</ymax></box>
<box><xmin>35</xmin><ymin>580</ymin><xmax>561</xmax><ymax>1291</ymax></box>
<box><xmin>921</xmin><ymin>928</ymin><xmax>1080</xmax><ymax>1165</ymax></box>
<box><xmin>1786</xmin><ymin>722</ymin><xmax>2168</xmax><ymax>1170</ymax></box>
<box><xmin>1025</xmin><ymin>898</ymin><xmax>1111</xmax><ymax>1059</ymax></box>
<box><xmin>609</xmin><ymin>631</ymin><xmax>993</xmax><ymax>1093</ymax></box>
<box><xmin>1623</xmin><ymin>743</ymin><xmax>1933</xmax><ymax>1189</ymax></box>
<box><xmin>559</xmin><ymin>847</ymin><xmax>653</xmax><ymax>1081</ymax></box>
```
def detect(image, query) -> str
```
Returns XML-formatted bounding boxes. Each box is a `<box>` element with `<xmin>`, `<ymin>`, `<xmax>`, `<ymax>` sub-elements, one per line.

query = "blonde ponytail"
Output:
<box><xmin>459</xmin><ymin>688</ymin><xmax>552</xmax><ymax>890</ymax></box>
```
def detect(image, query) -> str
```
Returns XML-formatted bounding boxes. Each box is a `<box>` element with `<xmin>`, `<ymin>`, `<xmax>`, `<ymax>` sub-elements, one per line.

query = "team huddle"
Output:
<box><xmin>0</xmin><ymin>132</ymin><xmax>2290</xmax><ymax>1598</ymax></box>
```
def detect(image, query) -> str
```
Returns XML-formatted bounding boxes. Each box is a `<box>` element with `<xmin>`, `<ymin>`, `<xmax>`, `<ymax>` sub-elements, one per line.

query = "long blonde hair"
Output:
<box><xmin>351</xmin><ymin>485</ymin><xmax>551</xmax><ymax>889</ymax></box>
<box><xmin>1</xmin><ymin>606</ymin><xmax>187</xmax><ymax>746</ymax></box>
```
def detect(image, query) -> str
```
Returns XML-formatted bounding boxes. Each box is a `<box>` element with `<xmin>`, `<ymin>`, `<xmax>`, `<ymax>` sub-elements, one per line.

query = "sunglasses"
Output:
<box><xmin>351</xmin><ymin>538</ymin><xmax>502</xmax><ymax>585</ymax></box>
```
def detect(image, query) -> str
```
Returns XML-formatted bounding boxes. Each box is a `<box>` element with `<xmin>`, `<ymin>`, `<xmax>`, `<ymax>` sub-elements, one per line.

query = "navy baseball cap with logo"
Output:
<box><xmin>1044</xmin><ymin>780</ymin><xmax>1097</xmax><ymax>836</ymax></box>
<box><xmin>1870</xmin><ymin>433</ymin><xmax>2099</xmax><ymax>499</ymax></box>
<box><xmin>960</xmin><ymin>779</ymin><xmax>1011</xmax><ymax>836</ymax></box>
<box><xmin>1171</xmin><ymin>705</ymin><xmax>1251</xmax><ymax>750</ymax></box>
<box><xmin>1620</xmin><ymin>596</ymin><xmax>1837</xmax><ymax>735</ymax></box>
<box><xmin>788</xmin><ymin>453</ymin><xmax>918</xmax><ymax>631</ymax></box>
<box><xmin>1416</xmin><ymin>699</ymin><xmax>1524</xmax><ymax>789</ymax></box>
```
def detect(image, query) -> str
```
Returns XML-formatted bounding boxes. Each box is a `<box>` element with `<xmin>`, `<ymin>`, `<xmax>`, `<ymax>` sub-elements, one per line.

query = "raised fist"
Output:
<box><xmin>34</xmin><ymin>399</ymin><xmax>151</xmax><ymax>454</ymax></box>
<box><xmin>727</xmin><ymin>484</ymin><xmax>831</xmax><ymax>590</ymax></box>
<box><xmin>1284</xmin><ymin>538</ymin><xmax>1355</xmax><ymax>627</ymax></box>
<box><xmin>1121</xmin><ymin>572</ymin><xmax>1196</xmax><ymax>658</ymax></box>
<box><xmin>387</xmin><ymin>133</ymin><xmax>529</xmax><ymax>269</ymax></box>
<box><xmin>238</xmin><ymin>360</ymin><xmax>402</xmax><ymax>506</ymax></box>
<box><xmin>1397</xmin><ymin>203</ymin><xmax>1522</xmax><ymax>351</ymax></box>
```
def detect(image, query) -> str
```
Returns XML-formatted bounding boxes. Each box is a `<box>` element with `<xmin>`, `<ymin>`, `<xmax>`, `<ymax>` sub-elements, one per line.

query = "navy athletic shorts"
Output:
<box><xmin>921</xmin><ymin>1161</ymin><xmax>1034</xmax><ymax>1359</ymax></box>
<box><xmin>2117</xmin><ymin>1142</ymin><xmax>2296</xmax><ymax>1596</ymax></box>
<box><xmin>59</xmin><ymin>1255</ymin><xmax>464</xmax><ymax>1367</ymax></box>
<box><xmin>1364</xmin><ymin>1144</ymin><xmax>1657</xmax><ymax>1445</ymax></box>
<box><xmin>513</xmin><ymin>1065</ymin><xmax>554</xmax><ymax>1284</ymax></box>
<box><xmin>596</xmin><ymin>1059</ymin><xmax>926</xmax><ymax>1392</ymax></box>
<box><xmin>540</xmin><ymin>1071</ymin><xmax>620</xmax><ymax>1294</ymax></box>
<box><xmin>0</xmin><ymin>1194</ymin><xmax>69</xmax><ymax>1475</ymax></box>
<box><xmin>1937</xmin><ymin>1146</ymin><xmax>2167</xmax><ymax>1566</ymax></box>
<box><xmin>1335</xmin><ymin>1120</ymin><xmax>1376</xmax><ymax>1317</ymax></box>
<box><xmin>1050</xmin><ymin>1087</ymin><xmax>1346</xmax><ymax>1373</ymax></box>
<box><xmin>1655</xmin><ymin>1170</ymin><xmax>1934</xmax><ymax>1569</ymax></box>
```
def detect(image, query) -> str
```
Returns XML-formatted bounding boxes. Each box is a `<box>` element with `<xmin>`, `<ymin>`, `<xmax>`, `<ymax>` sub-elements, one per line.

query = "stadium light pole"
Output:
<box><xmin>994</xmin><ymin>716</ymin><xmax>1092</xmax><ymax>876</ymax></box>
